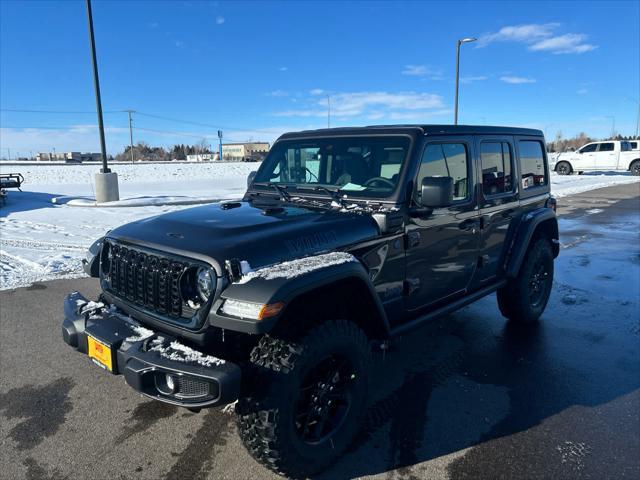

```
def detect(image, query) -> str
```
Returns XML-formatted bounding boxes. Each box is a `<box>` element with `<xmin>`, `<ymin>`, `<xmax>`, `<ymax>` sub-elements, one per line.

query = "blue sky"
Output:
<box><xmin>1</xmin><ymin>0</ymin><xmax>638</xmax><ymax>156</ymax></box>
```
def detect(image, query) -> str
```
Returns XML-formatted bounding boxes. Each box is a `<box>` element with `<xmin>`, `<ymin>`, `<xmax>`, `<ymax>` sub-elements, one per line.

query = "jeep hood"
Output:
<box><xmin>107</xmin><ymin>201</ymin><xmax>380</xmax><ymax>274</ymax></box>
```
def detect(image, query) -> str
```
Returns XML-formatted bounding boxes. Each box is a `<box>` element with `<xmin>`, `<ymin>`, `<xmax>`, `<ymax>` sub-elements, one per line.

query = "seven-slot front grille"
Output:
<box><xmin>104</xmin><ymin>242</ymin><xmax>186</xmax><ymax>318</ymax></box>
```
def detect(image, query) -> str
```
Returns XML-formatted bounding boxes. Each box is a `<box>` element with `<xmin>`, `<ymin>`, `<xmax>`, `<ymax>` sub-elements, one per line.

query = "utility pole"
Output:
<box><xmin>86</xmin><ymin>0</ymin><xmax>118</xmax><ymax>201</ymax></box>
<box><xmin>454</xmin><ymin>37</ymin><xmax>477</xmax><ymax>125</ymax></box>
<box><xmin>6</xmin><ymin>148</ymin><xmax>10</xmax><ymax>161</ymax></box>
<box><xmin>606</xmin><ymin>115</ymin><xmax>616</xmax><ymax>138</ymax></box>
<box><xmin>327</xmin><ymin>95</ymin><xmax>331</xmax><ymax>128</ymax></box>
<box><xmin>126</xmin><ymin>109</ymin><xmax>135</xmax><ymax>163</ymax></box>
<box><xmin>218</xmin><ymin>130</ymin><xmax>223</xmax><ymax>162</ymax></box>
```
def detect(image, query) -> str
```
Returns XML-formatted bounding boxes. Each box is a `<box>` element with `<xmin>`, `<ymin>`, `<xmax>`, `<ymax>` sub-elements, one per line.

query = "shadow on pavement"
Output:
<box><xmin>312</xmin><ymin>293</ymin><xmax>640</xmax><ymax>479</ymax></box>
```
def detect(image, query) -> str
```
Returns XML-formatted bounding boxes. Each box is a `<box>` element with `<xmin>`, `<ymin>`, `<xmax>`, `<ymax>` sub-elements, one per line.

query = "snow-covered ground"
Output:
<box><xmin>0</xmin><ymin>162</ymin><xmax>638</xmax><ymax>290</ymax></box>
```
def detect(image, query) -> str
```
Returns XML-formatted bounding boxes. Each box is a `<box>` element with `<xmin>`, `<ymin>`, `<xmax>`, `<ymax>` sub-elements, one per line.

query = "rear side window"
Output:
<box><xmin>599</xmin><ymin>142</ymin><xmax>614</xmax><ymax>152</ymax></box>
<box><xmin>417</xmin><ymin>143</ymin><xmax>470</xmax><ymax>201</ymax></box>
<box><xmin>519</xmin><ymin>140</ymin><xmax>547</xmax><ymax>189</ymax></box>
<box><xmin>480</xmin><ymin>142</ymin><xmax>513</xmax><ymax>196</ymax></box>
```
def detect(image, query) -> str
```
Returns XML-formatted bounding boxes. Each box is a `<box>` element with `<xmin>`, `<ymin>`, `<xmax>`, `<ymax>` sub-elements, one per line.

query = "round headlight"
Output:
<box><xmin>196</xmin><ymin>268</ymin><xmax>215</xmax><ymax>302</ymax></box>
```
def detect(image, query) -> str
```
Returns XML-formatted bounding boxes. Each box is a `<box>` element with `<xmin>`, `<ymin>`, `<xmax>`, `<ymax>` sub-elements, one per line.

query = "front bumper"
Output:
<box><xmin>61</xmin><ymin>292</ymin><xmax>241</xmax><ymax>408</ymax></box>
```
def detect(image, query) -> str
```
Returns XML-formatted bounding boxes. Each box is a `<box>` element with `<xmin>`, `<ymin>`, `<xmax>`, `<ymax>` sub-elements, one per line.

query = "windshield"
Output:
<box><xmin>252</xmin><ymin>136</ymin><xmax>411</xmax><ymax>199</ymax></box>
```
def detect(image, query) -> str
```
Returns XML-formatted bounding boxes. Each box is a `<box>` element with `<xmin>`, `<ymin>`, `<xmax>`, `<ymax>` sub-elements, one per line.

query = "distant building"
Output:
<box><xmin>185</xmin><ymin>143</ymin><xmax>270</xmax><ymax>162</ymax></box>
<box><xmin>36</xmin><ymin>152</ymin><xmax>102</xmax><ymax>162</ymax></box>
<box><xmin>220</xmin><ymin>142</ymin><xmax>270</xmax><ymax>161</ymax></box>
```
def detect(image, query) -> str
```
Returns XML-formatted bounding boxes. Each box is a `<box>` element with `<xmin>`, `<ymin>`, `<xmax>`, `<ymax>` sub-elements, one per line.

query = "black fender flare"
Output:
<box><xmin>505</xmin><ymin>208</ymin><xmax>559</xmax><ymax>278</ymax></box>
<box><xmin>208</xmin><ymin>259</ymin><xmax>390</xmax><ymax>337</ymax></box>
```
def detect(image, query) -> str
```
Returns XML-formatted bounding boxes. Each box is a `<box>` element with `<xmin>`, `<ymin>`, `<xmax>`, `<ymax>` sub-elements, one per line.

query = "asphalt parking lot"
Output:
<box><xmin>1</xmin><ymin>183</ymin><xmax>639</xmax><ymax>480</ymax></box>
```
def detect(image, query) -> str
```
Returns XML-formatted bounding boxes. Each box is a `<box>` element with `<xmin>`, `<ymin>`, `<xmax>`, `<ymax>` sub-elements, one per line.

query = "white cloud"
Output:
<box><xmin>477</xmin><ymin>23</ymin><xmax>558</xmax><ymax>47</ymax></box>
<box><xmin>460</xmin><ymin>75</ymin><xmax>488</xmax><ymax>84</ymax></box>
<box><xmin>500</xmin><ymin>76</ymin><xmax>536</xmax><ymax>84</ymax></box>
<box><xmin>309</xmin><ymin>89</ymin><xmax>325</xmax><ymax>95</ymax></box>
<box><xmin>265</xmin><ymin>90</ymin><xmax>289</xmax><ymax>97</ymax></box>
<box><xmin>278</xmin><ymin>66</ymin><xmax>288</xmax><ymax>72</ymax></box>
<box><xmin>577</xmin><ymin>88</ymin><xmax>588</xmax><ymax>95</ymax></box>
<box><xmin>529</xmin><ymin>33</ymin><xmax>596</xmax><ymax>54</ymax></box>
<box><xmin>174</xmin><ymin>40</ymin><xmax>184</xmax><ymax>48</ymax></box>
<box><xmin>273</xmin><ymin>91</ymin><xmax>446</xmax><ymax>119</ymax></box>
<box><xmin>215</xmin><ymin>16</ymin><xmax>225</xmax><ymax>25</ymax></box>
<box><xmin>401</xmin><ymin>65</ymin><xmax>444</xmax><ymax>80</ymax></box>
<box><xmin>477</xmin><ymin>23</ymin><xmax>596</xmax><ymax>54</ymax></box>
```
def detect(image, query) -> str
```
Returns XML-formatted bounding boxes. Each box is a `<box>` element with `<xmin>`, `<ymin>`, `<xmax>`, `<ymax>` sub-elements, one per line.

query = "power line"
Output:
<box><xmin>1</xmin><ymin>108</ymin><xmax>278</xmax><ymax>135</ymax></box>
<box><xmin>134</xmin><ymin>111</ymin><xmax>277</xmax><ymax>134</ymax></box>
<box><xmin>1</xmin><ymin>108</ymin><xmax>124</xmax><ymax>114</ymax></box>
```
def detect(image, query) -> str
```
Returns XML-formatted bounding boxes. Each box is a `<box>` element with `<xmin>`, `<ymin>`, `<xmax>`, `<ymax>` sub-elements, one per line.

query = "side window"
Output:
<box><xmin>519</xmin><ymin>140</ymin><xmax>547</xmax><ymax>189</ymax></box>
<box><xmin>480</xmin><ymin>142</ymin><xmax>514</xmax><ymax>196</ymax></box>
<box><xmin>598</xmin><ymin>142</ymin><xmax>614</xmax><ymax>152</ymax></box>
<box><xmin>580</xmin><ymin>143</ymin><xmax>598</xmax><ymax>153</ymax></box>
<box><xmin>417</xmin><ymin>143</ymin><xmax>470</xmax><ymax>202</ymax></box>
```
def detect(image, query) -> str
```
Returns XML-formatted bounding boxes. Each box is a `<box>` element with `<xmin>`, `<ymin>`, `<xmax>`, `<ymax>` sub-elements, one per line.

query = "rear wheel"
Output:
<box><xmin>630</xmin><ymin>160</ymin><xmax>640</xmax><ymax>176</ymax></box>
<box><xmin>236</xmin><ymin>320</ymin><xmax>371</xmax><ymax>478</ymax></box>
<box><xmin>555</xmin><ymin>161</ymin><xmax>572</xmax><ymax>175</ymax></box>
<box><xmin>497</xmin><ymin>236</ymin><xmax>554</xmax><ymax>323</ymax></box>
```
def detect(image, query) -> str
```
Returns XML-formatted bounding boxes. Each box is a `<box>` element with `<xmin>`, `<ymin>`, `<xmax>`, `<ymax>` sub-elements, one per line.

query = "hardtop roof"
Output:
<box><xmin>277</xmin><ymin>124</ymin><xmax>544</xmax><ymax>140</ymax></box>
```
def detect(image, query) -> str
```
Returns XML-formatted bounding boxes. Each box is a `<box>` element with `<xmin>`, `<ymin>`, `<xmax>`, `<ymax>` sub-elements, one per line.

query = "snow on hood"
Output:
<box><xmin>235</xmin><ymin>251</ymin><xmax>356</xmax><ymax>284</ymax></box>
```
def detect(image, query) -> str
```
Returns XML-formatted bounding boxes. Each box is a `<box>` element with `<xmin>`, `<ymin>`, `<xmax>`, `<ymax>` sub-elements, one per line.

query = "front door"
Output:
<box><xmin>575</xmin><ymin>143</ymin><xmax>598</xmax><ymax>171</ymax></box>
<box><xmin>404</xmin><ymin>137</ymin><xmax>480</xmax><ymax>313</ymax></box>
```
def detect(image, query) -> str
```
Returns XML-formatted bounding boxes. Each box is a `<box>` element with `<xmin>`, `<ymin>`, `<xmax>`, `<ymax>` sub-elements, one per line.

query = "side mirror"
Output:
<box><xmin>247</xmin><ymin>171</ymin><xmax>257</xmax><ymax>188</ymax></box>
<box><xmin>420</xmin><ymin>176</ymin><xmax>453</xmax><ymax>209</ymax></box>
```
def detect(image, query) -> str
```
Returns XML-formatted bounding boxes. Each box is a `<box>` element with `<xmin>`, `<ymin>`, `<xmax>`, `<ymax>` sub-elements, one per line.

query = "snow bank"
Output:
<box><xmin>0</xmin><ymin>161</ymin><xmax>258</xmax><ymax>186</ymax></box>
<box><xmin>550</xmin><ymin>172</ymin><xmax>639</xmax><ymax>198</ymax></box>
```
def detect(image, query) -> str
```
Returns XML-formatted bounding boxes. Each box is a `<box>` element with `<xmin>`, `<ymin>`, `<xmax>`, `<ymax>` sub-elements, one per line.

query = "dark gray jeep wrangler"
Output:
<box><xmin>62</xmin><ymin>125</ymin><xmax>558</xmax><ymax>477</ymax></box>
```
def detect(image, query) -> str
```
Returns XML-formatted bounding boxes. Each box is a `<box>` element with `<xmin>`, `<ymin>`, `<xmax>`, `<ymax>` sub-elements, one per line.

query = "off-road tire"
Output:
<box><xmin>236</xmin><ymin>320</ymin><xmax>372</xmax><ymax>478</ymax></box>
<box><xmin>497</xmin><ymin>236</ymin><xmax>554</xmax><ymax>323</ymax></box>
<box><xmin>555</xmin><ymin>161</ymin><xmax>572</xmax><ymax>175</ymax></box>
<box><xmin>630</xmin><ymin>160</ymin><xmax>640</xmax><ymax>176</ymax></box>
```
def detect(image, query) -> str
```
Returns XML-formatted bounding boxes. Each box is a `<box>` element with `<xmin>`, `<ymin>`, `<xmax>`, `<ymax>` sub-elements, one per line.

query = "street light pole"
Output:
<box><xmin>454</xmin><ymin>37</ymin><xmax>477</xmax><ymax>125</ymax></box>
<box><xmin>86</xmin><ymin>0</ymin><xmax>119</xmax><ymax>201</ymax></box>
<box><xmin>86</xmin><ymin>0</ymin><xmax>109</xmax><ymax>173</ymax></box>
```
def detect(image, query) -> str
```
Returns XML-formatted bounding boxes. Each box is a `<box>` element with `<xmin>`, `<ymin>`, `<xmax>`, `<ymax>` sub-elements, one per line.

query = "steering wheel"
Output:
<box><xmin>363</xmin><ymin>177</ymin><xmax>395</xmax><ymax>189</ymax></box>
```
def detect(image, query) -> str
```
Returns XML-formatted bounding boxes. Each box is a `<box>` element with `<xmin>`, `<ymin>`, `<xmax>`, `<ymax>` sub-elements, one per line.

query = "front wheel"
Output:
<box><xmin>555</xmin><ymin>161</ymin><xmax>572</xmax><ymax>175</ymax></box>
<box><xmin>236</xmin><ymin>320</ymin><xmax>372</xmax><ymax>478</ymax></box>
<box><xmin>630</xmin><ymin>160</ymin><xmax>640</xmax><ymax>176</ymax></box>
<box><xmin>497</xmin><ymin>236</ymin><xmax>554</xmax><ymax>323</ymax></box>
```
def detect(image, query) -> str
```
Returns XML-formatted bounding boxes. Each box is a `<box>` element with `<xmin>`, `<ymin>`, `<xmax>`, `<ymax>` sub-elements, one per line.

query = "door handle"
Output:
<box><xmin>459</xmin><ymin>219</ymin><xmax>478</xmax><ymax>231</ymax></box>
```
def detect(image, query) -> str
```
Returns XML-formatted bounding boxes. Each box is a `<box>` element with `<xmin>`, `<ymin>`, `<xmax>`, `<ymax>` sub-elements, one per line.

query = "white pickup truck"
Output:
<box><xmin>551</xmin><ymin>140</ymin><xmax>640</xmax><ymax>175</ymax></box>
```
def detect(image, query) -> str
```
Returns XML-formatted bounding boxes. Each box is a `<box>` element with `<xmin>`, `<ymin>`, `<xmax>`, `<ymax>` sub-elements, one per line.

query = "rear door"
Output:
<box><xmin>472</xmin><ymin>135</ymin><xmax>521</xmax><ymax>286</ymax></box>
<box><xmin>594</xmin><ymin>142</ymin><xmax>617</xmax><ymax>170</ymax></box>
<box><xmin>404</xmin><ymin>136</ymin><xmax>480</xmax><ymax>313</ymax></box>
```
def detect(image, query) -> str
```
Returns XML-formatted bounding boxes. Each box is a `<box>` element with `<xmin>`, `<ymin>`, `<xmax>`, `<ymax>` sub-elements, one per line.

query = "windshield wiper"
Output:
<box><xmin>297</xmin><ymin>185</ymin><xmax>348</xmax><ymax>208</ymax></box>
<box><xmin>252</xmin><ymin>182</ymin><xmax>291</xmax><ymax>201</ymax></box>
